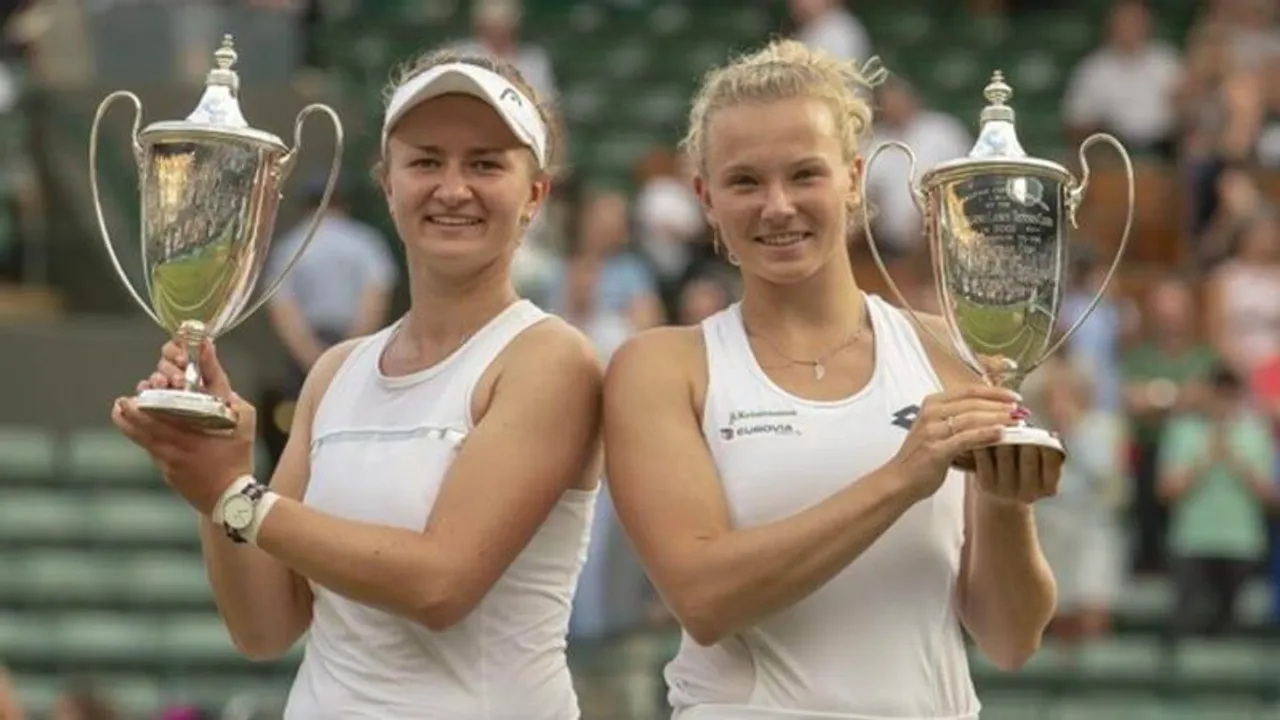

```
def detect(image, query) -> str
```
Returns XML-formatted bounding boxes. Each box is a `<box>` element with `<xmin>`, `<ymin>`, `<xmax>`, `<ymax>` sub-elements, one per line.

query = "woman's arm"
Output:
<box><xmin>254</xmin><ymin>321</ymin><xmax>603</xmax><ymax>630</ymax></box>
<box><xmin>913</xmin><ymin>315</ymin><xmax>1057</xmax><ymax>671</ymax></box>
<box><xmin>603</xmin><ymin>327</ymin><xmax>1010</xmax><ymax>646</ymax></box>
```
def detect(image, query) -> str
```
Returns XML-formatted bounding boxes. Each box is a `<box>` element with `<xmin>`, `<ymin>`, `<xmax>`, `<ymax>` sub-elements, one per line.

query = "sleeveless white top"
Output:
<box><xmin>284</xmin><ymin>300</ymin><xmax>597</xmax><ymax>720</ymax></box>
<box><xmin>666</xmin><ymin>294</ymin><xmax>978</xmax><ymax>720</ymax></box>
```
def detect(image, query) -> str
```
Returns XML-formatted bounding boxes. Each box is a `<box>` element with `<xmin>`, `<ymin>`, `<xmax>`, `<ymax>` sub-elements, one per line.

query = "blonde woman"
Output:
<box><xmin>604</xmin><ymin>39</ymin><xmax>1061</xmax><ymax>718</ymax></box>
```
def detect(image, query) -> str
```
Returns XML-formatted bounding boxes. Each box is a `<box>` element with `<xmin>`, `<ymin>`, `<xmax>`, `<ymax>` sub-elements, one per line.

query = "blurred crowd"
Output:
<box><xmin>5</xmin><ymin>0</ymin><xmax>1280</xmax><ymax>718</ymax></box>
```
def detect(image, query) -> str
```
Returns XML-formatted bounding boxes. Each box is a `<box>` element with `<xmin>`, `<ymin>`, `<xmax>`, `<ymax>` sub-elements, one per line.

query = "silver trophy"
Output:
<box><xmin>861</xmin><ymin>71</ymin><xmax>1134</xmax><ymax>470</ymax></box>
<box><xmin>90</xmin><ymin>35</ymin><xmax>343</xmax><ymax>430</ymax></box>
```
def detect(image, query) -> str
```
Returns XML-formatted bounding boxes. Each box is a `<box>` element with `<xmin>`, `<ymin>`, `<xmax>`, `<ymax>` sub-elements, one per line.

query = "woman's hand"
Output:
<box><xmin>111</xmin><ymin>339</ymin><xmax>256</xmax><ymax>516</ymax></box>
<box><xmin>891</xmin><ymin>385</ymin><xmax>1022</xmax><ymax>500</ymax></box>
<box><xmin>971</xmin><ymin>443</ymin><xmax>1063</xmax><ymax>506</ymax></box>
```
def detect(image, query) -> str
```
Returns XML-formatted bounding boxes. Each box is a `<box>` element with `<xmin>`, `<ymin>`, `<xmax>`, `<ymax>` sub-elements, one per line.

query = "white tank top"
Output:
<box><xmin>284</xmin><ymin>300</ymin><xmax>597</xmax><ymax>720</ymax></box>
<box><xmin>666</xmin><ymin>294</ymin><xmax>978</xmax><ymax>720</ymax></box>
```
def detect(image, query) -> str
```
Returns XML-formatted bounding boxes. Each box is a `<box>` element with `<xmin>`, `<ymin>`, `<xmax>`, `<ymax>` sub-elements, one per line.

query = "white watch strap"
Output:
<box><xmin>243</xmin><ymin>492</ymin><xmax>280</xmax><ymax>546</ymax></box>
<box><xmin>212</xmin><ymin>475</ymin><xmax>256</xmax><ymax>526</ymax></box>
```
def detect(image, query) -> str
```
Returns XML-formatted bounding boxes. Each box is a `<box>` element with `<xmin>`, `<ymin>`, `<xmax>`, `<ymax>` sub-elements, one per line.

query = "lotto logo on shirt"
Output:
<box><xmin>720</xmin><ymin>409</ymin><xmax>803</xmax><ymax>440</ymax></box>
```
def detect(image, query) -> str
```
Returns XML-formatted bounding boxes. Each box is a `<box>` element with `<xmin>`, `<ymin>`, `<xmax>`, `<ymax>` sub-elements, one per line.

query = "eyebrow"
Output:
<box><xmin>409</xmin><ymin>144</ymin><xmax>512</xmax><ymax>156</ymax></box>
<box><xmin>721</xmin><ymin>155</ymin><xmax>830</xmax><ymax>176</ymax></box>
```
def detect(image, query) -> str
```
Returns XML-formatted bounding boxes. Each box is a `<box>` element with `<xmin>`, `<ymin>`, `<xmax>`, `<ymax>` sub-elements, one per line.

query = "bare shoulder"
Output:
<box><xmin>473</xmin><ymin>315</ymin><xmax>603</xmax><ymax>425</ymax></box>
<box><xmin>500</xmin><ymin>315</ymin><xmax>603</xmax><ymax>380</ymax></box>
<box><xmin>606</xmin><ymin>325</ymin><xmax>705</xmax><ymax>389</ymax></box>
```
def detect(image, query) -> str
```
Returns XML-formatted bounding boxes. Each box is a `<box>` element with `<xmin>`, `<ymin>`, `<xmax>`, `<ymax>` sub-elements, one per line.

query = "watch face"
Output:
<box><xmin>224</xmin><ymin>496</ymin><xmax>255</xmax><ymax>530</ymax></box>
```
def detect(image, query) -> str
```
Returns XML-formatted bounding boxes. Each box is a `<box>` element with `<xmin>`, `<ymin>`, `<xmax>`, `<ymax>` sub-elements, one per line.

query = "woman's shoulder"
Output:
<box><xmin>504</xmin><ymin>314</ymin><xmax>604</xmax><ymax>375</ymax></box>
<box><xmin>606</xmin><ymin>325</ymin><xmax>706</xmax><ymax>389</ymax></box>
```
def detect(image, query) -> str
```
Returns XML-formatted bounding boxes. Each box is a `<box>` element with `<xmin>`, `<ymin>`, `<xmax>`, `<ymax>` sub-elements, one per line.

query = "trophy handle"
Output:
<box><xmin>860</xmin><ymin>141</ymin><xmax>981</xmax><ymax>375</ymax></box>
<box><xmin>1036</xmin><ymin>132</ymin><xmax>1135</xmax><ymax>366</ymax></box>
<box><xmin>222</xmin><ymin>103</ymin><xmax>345</xmax><ymax>335</ymax></box>
<box><xmin>89</xmin><ymin>90</ymin><xmax>161</xmax><ymax>326</ymax></box>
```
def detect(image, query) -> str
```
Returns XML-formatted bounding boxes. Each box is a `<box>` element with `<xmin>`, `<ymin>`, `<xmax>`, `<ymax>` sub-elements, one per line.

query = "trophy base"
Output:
<box><xmin>950</xmin><ymin>424</ymin><xmax>1065</xmax><ymax>473</ymax></box>
<box><xmin>136</xmin><ymin>388</ymin><xmax>237</xmax><ymax>431</ymax></box>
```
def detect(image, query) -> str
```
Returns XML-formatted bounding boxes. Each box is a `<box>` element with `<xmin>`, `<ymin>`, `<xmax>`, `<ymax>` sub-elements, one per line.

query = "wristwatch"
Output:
<box><xmin>220</xmin><ymin>480</ymin><xmax>269</xmax><ymax>544</ymax></box>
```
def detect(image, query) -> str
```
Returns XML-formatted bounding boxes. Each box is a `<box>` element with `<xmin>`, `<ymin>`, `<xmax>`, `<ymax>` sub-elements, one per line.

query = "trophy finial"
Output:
<box><xmin>214</xmin><ymin>34</ymin><xmax>238</xmax><ymax>71</ymax></box>
<box><xmin>206</xmin><ymin>34</ymin><xmax>240</xmax><ymax>93</ymax></box>
<box><xmin>967</xmin><ymin>69</ymin><xmax>1024</xmax><ymax>159</ymax></box>
<box><xmin>983</xmin><ymin>71</ymin><xmax>1012</xmax><ymax>107</ymax></box>
<box><xmin>979</xmin><ymin>69</ymin><xmax>1015</xmax><ymax>126</ymax></box>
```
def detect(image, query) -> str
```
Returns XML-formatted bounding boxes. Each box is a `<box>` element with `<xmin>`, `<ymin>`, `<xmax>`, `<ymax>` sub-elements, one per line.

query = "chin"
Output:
<box><xmin>408</xmin><ymin>232</ymin><xmax>506</xmax><ymax>270</ymax></box>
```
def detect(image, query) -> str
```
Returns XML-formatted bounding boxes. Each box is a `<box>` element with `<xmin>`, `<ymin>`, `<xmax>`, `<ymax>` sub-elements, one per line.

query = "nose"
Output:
<box><xmin>761</xmin><ymin>181</ymin><xmax>797</xmax><ymax>223</ymax></box>
<box><xmin>432</xmin><ymin>163</ymin><xmax>474</xmax><ymax>205</ymax></box>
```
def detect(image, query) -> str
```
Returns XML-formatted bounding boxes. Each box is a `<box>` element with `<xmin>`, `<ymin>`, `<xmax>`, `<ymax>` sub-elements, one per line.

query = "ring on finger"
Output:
<box><xmin>946</xmin><ymin>416</ymin><xmax>956</xmax><ymax>436</ymax></box>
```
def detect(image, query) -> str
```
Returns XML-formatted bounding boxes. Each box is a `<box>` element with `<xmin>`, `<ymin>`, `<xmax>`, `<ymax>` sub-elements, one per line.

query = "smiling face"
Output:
<box><xmin>380</xmin><ymin>93</ymin><xmax>548</xmax><ymax>278</ymax></box>
<box><xmin>696</xmin><ymin>96</ymin><xmax>860</xmax><ymax>286</ymax></box>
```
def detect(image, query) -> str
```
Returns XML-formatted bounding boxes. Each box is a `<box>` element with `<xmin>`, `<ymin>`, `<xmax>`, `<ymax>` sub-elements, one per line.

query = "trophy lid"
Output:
<box><xmin>968</xmin><ymin>71</ymin><xmax>1025</xmax><ymax>160</ymax></box>
<box><xmin>918</xmin><ymin>70</ymin><xmax>1071</xmax><ymax>187</ymax></box>
<box><xmin>138</xmin><ymin>34</ymin><xmax>288</xmax><ymax>152</ymax></box>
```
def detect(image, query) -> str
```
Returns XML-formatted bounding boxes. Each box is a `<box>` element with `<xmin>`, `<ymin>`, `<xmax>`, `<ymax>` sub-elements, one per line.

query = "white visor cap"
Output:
<box><xmin>381</xmin><ymin>62</ymin><xmax>548</xmax><ymax>170</ymax></box>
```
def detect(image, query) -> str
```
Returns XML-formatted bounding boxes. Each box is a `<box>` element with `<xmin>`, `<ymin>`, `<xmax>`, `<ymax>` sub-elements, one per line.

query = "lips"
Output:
<box><xmin>426</xmin><ymin>214</ymin><xmax>483</xmax><ymax>227</ymax></box>
<box><xmin>754</xmin><ymin>231</ymin><xmax>812</xmax><ymax>247</ymax></box>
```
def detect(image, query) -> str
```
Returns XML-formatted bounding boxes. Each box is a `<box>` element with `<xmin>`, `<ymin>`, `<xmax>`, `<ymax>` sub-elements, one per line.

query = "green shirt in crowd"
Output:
<box><xmin>1159</xmin><ymin>413</ymin><xmax>1274</xmax><ymax>560</ymax></box>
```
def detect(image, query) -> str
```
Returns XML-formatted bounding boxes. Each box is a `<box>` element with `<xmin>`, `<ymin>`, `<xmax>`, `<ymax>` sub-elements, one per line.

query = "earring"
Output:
<box><xmin>712</xmin><ymin>226</ymin><xmax>740</xmax><ymax>266</ymax></box>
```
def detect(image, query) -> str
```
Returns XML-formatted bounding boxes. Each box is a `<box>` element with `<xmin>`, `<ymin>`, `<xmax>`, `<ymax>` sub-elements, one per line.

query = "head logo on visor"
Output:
<box><xmin>381</xmin><ymin>62</ymin><xmax>548</xmax><ymax>170</ymax></box>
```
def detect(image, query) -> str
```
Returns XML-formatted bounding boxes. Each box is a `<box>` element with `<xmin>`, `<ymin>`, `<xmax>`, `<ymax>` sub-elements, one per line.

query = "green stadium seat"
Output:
<box><xmin>54</xmin><ymin>612</ymin><xmax>158</xmax><ymax>662</ymax></box>
<box><xmin>0</xmin><ymin>426</ymin><xmax>57</xmax><ymax>483</ymax></box>
<box><xmin>0</xmin><ymin>489</ymin><xmax>88</xmax><ymax>543</ymax></box>
<box><xmin>1076</xmin><ymin>635</ymin><xmax>1162</xmax><ymax>676</ymax></box>
<box><xmin>157</xmin><ymin>614</ymin><xmax>241</xmax><ymax>663</ymax></box>
<box><xmin>0</xmin><ymin>612</ymin><xmax>56</xmax><ymax>660</ymax></box>
<box><xmin>66</xmin><ymin>427</ymin><xmax>157</xmax><ymax>484</ymax></box>
<box><xmin>17</xmin><ymin>549</ymin><xmax>128</xmax><ymax>604</ymax></box>
<box><xmin>1176</xmin><ymin>638</ymin><xmax>1276</xmax><ymax>681</ymax></box>
<box><xmin>562</xmin><ymin>83</ymin><xmax>609</xmax><ymax>127</ymax></box>
<box><xmin>87</xmin><ymin>491</ymin><xmax>197</xmax><ymax>545</ymax></box>
<box><xmin>646</xmin><ymin>4</ymin><xmax>693</xmax><ymax>39</ymax></box>
<box><xmin>124</xmin><ymin>553</ymin><xmax>213</xmax><ymax>606</ymax></box>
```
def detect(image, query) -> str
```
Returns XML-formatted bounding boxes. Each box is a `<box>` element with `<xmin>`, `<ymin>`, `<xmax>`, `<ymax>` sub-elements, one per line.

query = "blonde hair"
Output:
<box><xmin>681</xmin><ymin>38</ymin><xmax>887</xmax><ymax>174</ymax></box>
<box><xmin>373</xmin><ymin>48</ymin><xmax>565</xmax><ymax>180</ymax></box>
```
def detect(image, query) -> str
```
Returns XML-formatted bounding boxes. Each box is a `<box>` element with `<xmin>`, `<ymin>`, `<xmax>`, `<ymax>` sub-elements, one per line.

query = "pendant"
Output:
<box><xmin>813</xmin><ymin>362</ymin><xmax>826</xmax><ymax>381</ymax></box>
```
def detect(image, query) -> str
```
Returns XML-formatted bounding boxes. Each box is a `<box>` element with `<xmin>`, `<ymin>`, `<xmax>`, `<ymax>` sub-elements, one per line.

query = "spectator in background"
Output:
<box><xmin>1193</xmin><ymin>0</ymin><xmax>1280</xmax><ymax>72</ymax></box>
<box><xmin>1205</xmin><ymin>206</ymin><xmax>1280</xmax><ymax>379</ymax></box>
<box><xmin>1123</xmin><ymin>275</ymin><xmax>1219</xmax><ymax>575</ymax></box>
<box><xmin>1028</xmin><ymin>355</ymin><xmax>1129</xmax><ymax>662</ymax></box>
<box><xmin>265</xmin><ymin>180</ymin><xmax>396</xmax><ymax>387</ymax></box>
<box><xmin>1058</xmin><ymin>249</ymin><xmax>1134</xmax><ymax>414</ymax></box>
<box><xmin>864</xmin><ymin>76</ymin><xmax>970</xmax><ymax>263</ymax></box>
<box><xmin>676</xmin><ymin>271</ymin><xmax>732</xmax><ymax>326</ymax></box>
<box><xmin>260</xmin><ymin>180</ymin><xmax>396</xmax><ymax>464</ymax></box>
<box><xmin>1159</xmin><ymin>364</ymin><xmax>1276</xmax><ymax>650</ymax></box>
<box><xmin>1195</xmin><ymin>163</ymin><xmax>1264</xmax><ymax>266</ymax></box>
<box><xmin>788</xmin><ymin>0</ymin><xmax>870</xmax><ymax>63</ymax></box>
<box><xmin>455</xmin><ymin>0</ymin><xmax>557</xmax><ymax>101</ymax></box>
<box><xmin>546</xmin><ymin>190</ymin><xmax>663</xmax><ymax>352</ymax></box>
<box><xmin>49</xmin><ymin>683</ymin><xmax>117</xmax><ymax>720</ymax></box>
<box><xmin>632</xmin><ymin>147</ymin><xmax>706</xmax><ymax>311</ymax></box>
<box><xmin>1062</xmin><ymin>0</ymin><xmax>1182</xmax><ymax>160</ymax></box>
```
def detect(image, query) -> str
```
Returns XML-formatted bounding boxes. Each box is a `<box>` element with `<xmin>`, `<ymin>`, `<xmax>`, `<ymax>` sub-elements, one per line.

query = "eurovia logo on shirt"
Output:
<box><xmin>718</xmin><ymin>408</ymin><xmax>802</xmax><ymax>441</ymax></box>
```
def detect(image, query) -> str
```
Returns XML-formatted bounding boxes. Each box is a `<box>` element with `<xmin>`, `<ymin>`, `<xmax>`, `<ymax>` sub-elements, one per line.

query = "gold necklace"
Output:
<box><xmin>743</xmin><ymin>311</ymin><xmax>869</xmax><ymax>381</ymax></box>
